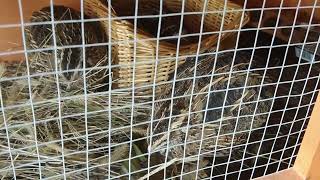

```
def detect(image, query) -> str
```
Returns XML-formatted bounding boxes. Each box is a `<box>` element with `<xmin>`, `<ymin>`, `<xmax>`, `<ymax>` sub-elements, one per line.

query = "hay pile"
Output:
<box><xmin>0</xmin><ymin>50</ymin><xmax>274</xmax><ymax>179</ymax></box>
<box><xmin>0</xmin><ymin>5</ymin><xmax>151</xmax><ymax>179</ymax></box>
<box><xmin>150</xmin><ymin>51</ymin><xmax>274</xmax><ymax>162</ymax></box>
<box><xmin>0</xmin><ymin>59</ymin><xmax>151</xmax><ymax>179</ymax></box>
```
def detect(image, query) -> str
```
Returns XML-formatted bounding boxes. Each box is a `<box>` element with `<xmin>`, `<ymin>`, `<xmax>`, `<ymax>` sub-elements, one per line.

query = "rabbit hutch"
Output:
<box><xmin>0</xmin><ymin>0</ymin><xmax>320</xmax><ymax>179</ymax></box>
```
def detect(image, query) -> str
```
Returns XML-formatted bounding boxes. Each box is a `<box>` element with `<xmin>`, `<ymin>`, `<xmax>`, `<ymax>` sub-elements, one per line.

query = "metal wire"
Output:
<box><xmin>1</xmin><ymin>0</ymin><xmax>320</xmax><ymax>179</ymax></box>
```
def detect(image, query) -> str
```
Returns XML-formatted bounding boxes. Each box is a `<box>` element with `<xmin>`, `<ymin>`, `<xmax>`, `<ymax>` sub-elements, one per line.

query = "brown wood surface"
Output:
<box><xmin>293</xmin><ymin>94</ymin><xmax>320</xmax><ymax>180</ymax></box>
<box><xmin>231</xmin><ymin>0</ymin><xmax>320</xmax><ymax>23</ymax></box>
<box><xmin>0</xmin><ymin>0</ymin><xmax>80</xmax><ymax>62</ymax></box>
<box><xmin>254</xmin><ymin>168</ymin><xmax>304</xmax><ymax>180</ymax></box>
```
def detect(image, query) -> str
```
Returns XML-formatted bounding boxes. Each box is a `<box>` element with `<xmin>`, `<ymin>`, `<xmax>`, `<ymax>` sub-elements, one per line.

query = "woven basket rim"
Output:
<box><xmin>84</xmin><ymin>0</ymin><xmax>250</xmax><ymax>94</ymax></box>
<box><xmin>85</xmin><ymin>0</ymin><xmax>250</xmax><ymax>54</ymax></box>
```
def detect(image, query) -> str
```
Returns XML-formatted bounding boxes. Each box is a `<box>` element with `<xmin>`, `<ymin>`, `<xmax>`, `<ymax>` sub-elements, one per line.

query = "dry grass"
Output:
<box><xmin>0</xmin><ymin>6</ymin><xmax>153</xmax><ymax>179</ymax></box>
<box><xmin>0</xmin><ymin>5</ymin><xmax>276</xmax><ymax>179</ymax></box>
<box><xmin>0</xmin><ymin>57</ymin><xmax>150</xmax><ymax>179</ymax></box>
<box><xmin>0</xmin><ymin>52</ymin><xmax>276</xmax><ymax>179</ymax></box>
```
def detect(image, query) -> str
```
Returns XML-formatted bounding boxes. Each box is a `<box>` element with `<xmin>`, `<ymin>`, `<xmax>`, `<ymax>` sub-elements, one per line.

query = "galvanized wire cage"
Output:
<box><xmin>0</xmin><ymin>0</ymin><xmax>320</xmax><ymax>179</ymax></box>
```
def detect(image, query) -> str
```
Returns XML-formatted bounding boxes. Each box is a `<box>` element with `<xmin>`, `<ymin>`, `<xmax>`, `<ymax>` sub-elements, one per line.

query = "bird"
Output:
<box><xmin>150</xmin><ymin>51</ymin><xmax>274</xmax><ymax>159</ymax></box>
<box><xmin>25</xmin><ymin>5</ymin><xmax>109</xmax><ymax>92</ymax></box>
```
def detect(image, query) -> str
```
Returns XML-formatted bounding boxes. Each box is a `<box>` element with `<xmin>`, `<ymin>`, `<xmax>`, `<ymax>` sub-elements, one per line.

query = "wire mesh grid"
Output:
<box><xmin>0</xmin><ymin>0</ymin><xmax>320</xmax><ymax>179</ymax></box>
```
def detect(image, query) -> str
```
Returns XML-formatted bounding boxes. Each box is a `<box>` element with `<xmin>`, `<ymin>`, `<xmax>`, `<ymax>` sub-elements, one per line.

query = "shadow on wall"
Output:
<box><xmin>231</xmin><ymin>0</ymin><xmax>320</xmax><ymax>24</ymax></box>
<box><xmin>0</xmin><ymin>0</ymin><xmax>80</xmax><ymax>62</ymax></box>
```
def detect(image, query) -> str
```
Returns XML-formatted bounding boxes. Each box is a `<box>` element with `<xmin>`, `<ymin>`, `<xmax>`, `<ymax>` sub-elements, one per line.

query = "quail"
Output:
<box><xmin>151</xmin><ymin>51</ymin><xmax>274</xmax><ymax>159</ymax></box>
<box><xmin>25</xmin><ymin>5</ymin><xmax>109</xmax><ymax>92</ymax></box>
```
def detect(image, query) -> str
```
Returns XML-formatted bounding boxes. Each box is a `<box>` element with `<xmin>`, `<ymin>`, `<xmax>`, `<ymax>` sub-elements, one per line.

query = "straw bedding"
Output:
<box><xmin>0</xmin><ymin>49</ymin><xmax>274</xmax><ymax>179</ymax></box>
<box><xmin>0</xmin><ymin>5</ymin><xmax>151</xmax><ymax>179</ymax></box>
<box><xmin>0</xmin><ymin>60</ymin><xmax>151</xmax><ymax>179</ymax></box>
<box><xmin>0</xmin><ymin>2</ymin><xmax>272</xmax><ymax>180</ymax></box>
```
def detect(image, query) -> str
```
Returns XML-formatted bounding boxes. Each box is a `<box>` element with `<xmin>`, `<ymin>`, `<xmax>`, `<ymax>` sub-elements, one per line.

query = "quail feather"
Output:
<box><xmin>25</xmin><ymin>5</ymin><xmax>109</xmax><ymax>92</ymax></box>
<box><xmin>151</xmin><ymin>51</ymin><xmax>274</xmax><ymax>159</ymax></box>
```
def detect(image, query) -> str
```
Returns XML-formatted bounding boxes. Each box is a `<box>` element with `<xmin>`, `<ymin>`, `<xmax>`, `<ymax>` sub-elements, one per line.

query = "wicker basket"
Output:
<box><xmin>84</xmin><ymin>0</ymin><xmax>249</xmax><ymax>94</ymax></box>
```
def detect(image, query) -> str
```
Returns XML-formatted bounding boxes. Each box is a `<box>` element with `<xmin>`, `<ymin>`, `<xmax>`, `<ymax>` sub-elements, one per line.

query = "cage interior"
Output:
<box><xmin>0</xmin><ymin>0</ymin><xmax>320</xmax><ymax>180</ymax></box>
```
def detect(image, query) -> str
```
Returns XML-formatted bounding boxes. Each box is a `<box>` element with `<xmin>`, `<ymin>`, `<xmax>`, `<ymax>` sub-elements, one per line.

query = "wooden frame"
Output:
<box><xmin>293</xmin><ymin>93</ymin><xmax>320</xmax><ymax>180</ymax></box>
<box><xmin>255</xmin><ymin>169</ymin><xmax>303</xmax><ymax>180</ymax></box>
<box><xmin>256</xmin><ymin>94</ymin><xmax>320</xmax><ymax>180</ymax></box>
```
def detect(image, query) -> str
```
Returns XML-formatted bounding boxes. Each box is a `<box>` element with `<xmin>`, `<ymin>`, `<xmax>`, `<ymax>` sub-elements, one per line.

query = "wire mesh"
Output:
<box><xmin>0</xmin><ymin>0</ymin><xmax>320</xmax><ymax>179</ymax></box>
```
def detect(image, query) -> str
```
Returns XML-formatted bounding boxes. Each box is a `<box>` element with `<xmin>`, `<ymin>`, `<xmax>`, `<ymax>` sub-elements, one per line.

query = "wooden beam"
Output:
<box><xmin>254</xmin><ymin>168</ymin><xmax>303</xmax><ymax>180</ymax></box>
<box><xmin>293</xmin><ymin>94</ymin><xmax>320</xmax><ymax>180</ymax></box>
